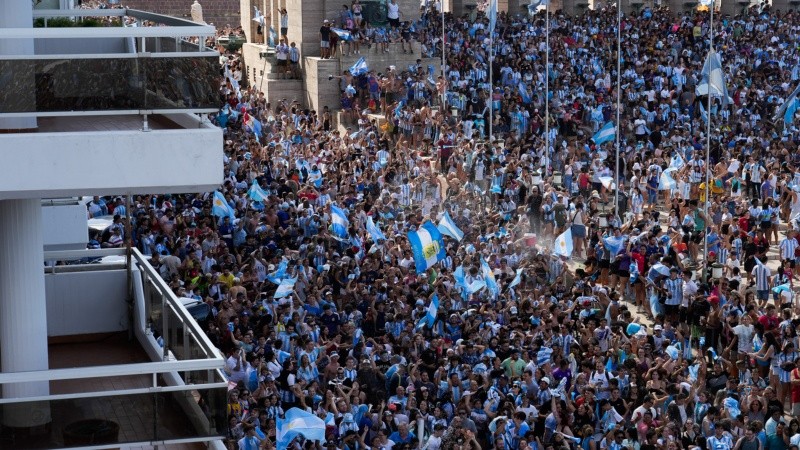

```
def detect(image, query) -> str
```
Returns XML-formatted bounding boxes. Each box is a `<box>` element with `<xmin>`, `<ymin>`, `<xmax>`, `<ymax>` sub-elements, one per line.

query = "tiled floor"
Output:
<box><xmin>38</xmin><ymin>114</ymin><xmax>183</xmax><ymax>133</ymax></box>
<box><xmin>0</xmin><ymin>334</ymin><xmax>208</xmax><ymax>449</ymax></box>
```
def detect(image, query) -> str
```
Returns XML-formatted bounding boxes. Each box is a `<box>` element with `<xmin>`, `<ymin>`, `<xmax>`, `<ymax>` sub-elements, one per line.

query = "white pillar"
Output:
<box><xmin>0</xmin><ymin>199</ymin><xmax>51</xmax><ymax>428</ymax></box>
<box><xmin>0</xmin><ymin>0</ymin><xmax>37</xmax><ymax>131</ymax></box>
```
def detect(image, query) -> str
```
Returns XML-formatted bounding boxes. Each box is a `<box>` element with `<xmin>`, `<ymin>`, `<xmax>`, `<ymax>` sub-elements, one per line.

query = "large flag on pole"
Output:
<box><xmin>276</xmin><ymin>408</ymin><xmax>326</xmax><ymax>449</ymax></box>
<box><xmin>696</xmin><ymin>49</ymin><xmax>731</xmax><ymax>107</ymax></box>
<box><xmin>331</xmin><ymin>27</ymin><xmax>352</xmax><ymax>41</ymax></box>
<box><xmin>407</xmin><ymin>221</ymin><xmax>446</xmax><ymax>274</ymax></box>
<box><xmin>592</xmin><ymin>121</ymin><xmax>616</xmax><ymax>145</ymax></box>
<box><xmin>785</xmin><ymin>99</ymin><xmax>798</xmax><ymax>126</ymax></box>
<box><xmin>488</xmin><ymin>0</ymin><xmax>498</xmax><ymax>35</ymax></box>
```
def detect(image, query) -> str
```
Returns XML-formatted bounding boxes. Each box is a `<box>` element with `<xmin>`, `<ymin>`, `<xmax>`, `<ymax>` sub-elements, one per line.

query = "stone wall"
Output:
<box><xmin>121</xmin><ymin>0</ymin><xmax>240</xmax><ymax>27</ymax></box>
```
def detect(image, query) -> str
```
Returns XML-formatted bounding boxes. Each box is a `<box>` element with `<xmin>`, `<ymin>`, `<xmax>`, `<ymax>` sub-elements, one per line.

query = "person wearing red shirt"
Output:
<box><xmin>759</xmin><ymin>305</ymin><xmax>780</xmax><ymax>334</ymax></box>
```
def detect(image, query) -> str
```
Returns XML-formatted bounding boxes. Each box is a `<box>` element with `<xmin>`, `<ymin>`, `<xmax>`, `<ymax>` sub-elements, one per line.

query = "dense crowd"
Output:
<box><xmin>83</xmin><ymin>2</ymin><xmax>800</xmax><ymax>450</ymax></box>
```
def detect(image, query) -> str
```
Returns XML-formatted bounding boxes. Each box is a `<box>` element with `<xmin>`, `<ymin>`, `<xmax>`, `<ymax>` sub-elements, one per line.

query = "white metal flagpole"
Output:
<box><xmin>441</xmin><ymin>0</ymin><xmax>446</xmax><ymax>110</ymax></box>
<box><xmin>614</xmin><ymin>1</ymin><xmax>621</xmax><ymax>221</ymax></box>
<box><xmin>704</xmin><ymin>2</ymin><xmax>713</xmax><ymax>277</ymax></box>
<box><xmin>544</xmin><ymin>2</ymin><xmax>550</xmax><ymax>178</ymax></box>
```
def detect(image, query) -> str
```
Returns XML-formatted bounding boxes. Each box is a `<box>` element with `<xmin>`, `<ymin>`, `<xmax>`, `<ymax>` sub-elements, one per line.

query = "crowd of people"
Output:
<box><xmin>85</xmin><ymin>2</ymin><xmax>800</xmax><ymax>450</ymax></box>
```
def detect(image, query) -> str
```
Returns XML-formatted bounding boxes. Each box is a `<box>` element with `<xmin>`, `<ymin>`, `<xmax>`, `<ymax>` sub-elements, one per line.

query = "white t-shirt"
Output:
<box><xmin>388</xmin><ymin>2</ymin><xmax>400</xmax><ymax>19</ymax></box>
<box><xmin>732</xmin><ymin>324</ymin><xmax>755</xmax><ymax>353</ymax></box>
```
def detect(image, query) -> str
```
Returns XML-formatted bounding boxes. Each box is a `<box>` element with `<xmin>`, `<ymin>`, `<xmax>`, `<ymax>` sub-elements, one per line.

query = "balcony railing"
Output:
<box><xmin>0</xmin><ymin>9</ymin><xmax>221</xmax><ymax>118</ymax></box>
<box><xmin>0</xmin><ymin>248</ymin><xmax>227</xmax><ymax>449</ymax></box>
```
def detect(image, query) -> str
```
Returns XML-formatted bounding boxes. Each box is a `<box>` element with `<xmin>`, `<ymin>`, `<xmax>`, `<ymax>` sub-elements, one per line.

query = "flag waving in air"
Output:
<box><xmin>330</xmin><ymin>205</ymin><xmax>350</xmax><ymax>241</ymax></box>
<box><xmin>212</xmin><ymin>191</ymin><xmax>235</xmax><ymax>220</ymax></box>
<box><xmin>415</xmin><ymin>294</ymin><xmax>440</xmax><ymax>331</ymax></box>
<box><xmin>696</xmin><ymin>49</ymin><xmax>731</xmax><ymax>106</ymax></box>
<box><xmin>407</xmin><ymin>221</ymin><xmax>447</xmax><ymax>274</ymax></box>
<box><xmin>437</xmin><ymin>210</ymin><xmax>464</xmax><ymax>241</ymax></box>
<box><xmin>276</xmin><ymin>408</ymin><xmax>326</xmax><ymax>449</ymax></box>
<box><xmin>592</xmin><ymin>121</ymin><xmax>616</xmax><ymax>145</ymax></box>
<box><xmin>247</xmin><ymin>180</ymin><xmax>269</xmax><ymax>203</ymax></box>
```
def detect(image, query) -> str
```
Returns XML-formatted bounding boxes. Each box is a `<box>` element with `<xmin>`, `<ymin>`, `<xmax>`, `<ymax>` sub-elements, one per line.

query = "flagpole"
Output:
<box><xmin>544</xmin><ymin>2</ymin><xmax>550</xmax><ymax>179</ymax></box>
<box><xmin>441</xmin><ymin>1</ymin><xmax>446</xmax><ymax>112</ymax></box>
<box><xmin>704</xmin><ymin>2</ymin><xmax>713</xmax><ymax>280</ymax></box>
<box><xmin>614</xmin><ymin>1</ymin><xmax>621</xmax><ymax>222</ymax></box>
<box><xmin>489</xmin><ymin>24</ymin><xmax>494</xmax><ymax>143</ymax></box>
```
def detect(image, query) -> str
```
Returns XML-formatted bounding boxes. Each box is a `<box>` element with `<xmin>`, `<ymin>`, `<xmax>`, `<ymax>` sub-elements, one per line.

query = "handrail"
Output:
<box><xmin>41</xmin><ymin>248</ymin><xmax>224</xmax><ymax>360</ymax></box>
<box><xmin>0</xmin><ymin>358</ymin><xmax>222</xmax><ymax>385</ymax></box>
<box><xmin>132</xmin><ymin>247</ymin><xmax>224</xmax><ymax>360</ymax></box>
<box><xmin>0</xmin><ymin>380</ymin><xmax>228</xmax><ymax>405</ymax></box>
<box><xmin>32</xmin><ymin>8</ymin><xmax>211</xmax><ymax>29</ymax></box>
<box><xmin>0</xmin><ymin>26</ymin><xmax>216</xmax><ymax>39</ymax></box>
<box><xmin>32</xmin><ymin>8</ymin><xmax>128</xmax><ymax>18</ymax></box>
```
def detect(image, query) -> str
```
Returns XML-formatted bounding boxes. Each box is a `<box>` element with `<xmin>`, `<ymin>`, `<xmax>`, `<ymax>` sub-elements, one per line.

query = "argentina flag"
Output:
<box><xmin>553</xmin><ymin>229</ymin><xmax>573</xmax><ymax>258</ymax></box>
<box><xmin>331</xmin><ymin>27</ymin><xmax>352</xmax><ymax>41</ymax></box>
<box><xmin>273</xmin><ymin>276</ymin><xmax>297</xmax><ymax>299</ymax></box>
<box><xmin>330</xmin><ymin>205</ymin><xmax>350</xmax><ymax>241</ymax></box>
<box><xmin>592</xmin><ymin>121</ymin><xmax>616</xmax><ymax>145</ymax></box>
<box><xmin>415</xmin><ymin>294</ymin><xmax>440</xmax><ymax>331</ymax></box>
<box><xmin>349</xmin><ymin>57</ymin><xmax>369</xmax><ymax>76</ymax></box>
<box><xmin>366</xmin><ymin>216</ymin><xmax>386</xmax><ymax>242</ymax></box>
<box><xmin>437</xmin><ymin>210</ymin><xmax>464</xmax><ymax>241</ymax></box>
<box><xmin>407</xmin><ymin>221</ymin><xmax>446</xmax><ymax>274</ymax></box>
<box><xmin>696</xmin><ymin>49</ymin><xmax>732</xmax><ymax>106</ymax></box>
<box><xmin>211</xmin><ymin>191</ymin><xmax>236</xmax><ymax>220</ymax></box>
<box><xmin>247</xmin><ymin>180</ymin><xmax>269</xmax><ymax>202</ymax></box>
<box><xmin>603</xmin><ymin>235</ymin><xmax>626</xmax><ymax>257</ymax></box>
<box><xmin>536</xmin><ymin>346</ymin><xmax>553</xmax><ymax>366</ymax></box>
<box><xmin>481</xmin><ymin>256</ymin><xmax>499</xmax><ymax>297</ymax></box>
<box><xmin>277</xmin><ymin>408</ymin><xmax>326</xmax><ymax>449</ymax></box>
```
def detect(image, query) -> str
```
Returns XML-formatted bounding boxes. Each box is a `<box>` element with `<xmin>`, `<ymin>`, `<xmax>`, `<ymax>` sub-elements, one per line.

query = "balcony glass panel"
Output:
<box><xmin>0</xmin><ymin>388</ymin><xmax>226</xmax><ymax>449</ymax></box>
<box><xmin>0</xmin><ymin>56</ymin><xmax>219</xmax><ymax>114</ymax></box>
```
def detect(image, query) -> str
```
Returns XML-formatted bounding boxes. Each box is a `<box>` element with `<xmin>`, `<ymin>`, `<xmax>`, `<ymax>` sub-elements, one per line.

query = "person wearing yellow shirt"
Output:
<box><xmin>699</xmin><ymin>177</ymin><xmax>725</xmax><ymax>202</ymax></box>
<box><xmin>219</xmin><ymin>266</ymin><xmax>235</xmax><ymax>289</ymax></box>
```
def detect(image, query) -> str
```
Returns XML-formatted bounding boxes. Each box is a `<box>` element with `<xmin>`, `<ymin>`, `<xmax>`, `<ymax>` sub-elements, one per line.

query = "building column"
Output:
<box><xmin>0</xmin><ymin>0</ymin><xmax>37</xmax><ymax>132</ymax></box>
<box><xmin>0</xmin><ymin>199</ymin><xmax>51</xmax><ymax>429</ymax></box>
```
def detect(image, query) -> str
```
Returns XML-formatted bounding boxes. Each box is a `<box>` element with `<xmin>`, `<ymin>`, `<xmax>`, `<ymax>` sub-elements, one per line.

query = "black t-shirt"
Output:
<box><xmin>320</xmin><ymin>26</ymin><xmax>331</xmax><ymax>41</ymax></box>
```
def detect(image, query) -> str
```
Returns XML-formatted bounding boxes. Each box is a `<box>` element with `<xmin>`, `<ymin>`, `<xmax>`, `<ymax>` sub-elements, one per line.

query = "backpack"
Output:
<box><xmin>555</xmin><ymin>205</ymin><xmax>568</xmax><ymax>227</ymax></box>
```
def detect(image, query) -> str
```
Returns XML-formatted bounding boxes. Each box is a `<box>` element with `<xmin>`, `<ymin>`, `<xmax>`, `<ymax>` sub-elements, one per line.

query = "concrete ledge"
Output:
<box><xmin>0</xmin><ymin>117</ymin><xmax>222</xmax><ymax>200</ymax></box>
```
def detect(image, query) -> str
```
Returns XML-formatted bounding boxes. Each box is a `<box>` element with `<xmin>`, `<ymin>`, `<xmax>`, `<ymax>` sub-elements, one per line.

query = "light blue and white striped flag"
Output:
<box><xmin>537</xmin><ymin>346</ymin><xmax>553</xmax><ymax>366</ymax></box>
<box><xmin>437</xmin><ymin>210</ymin><xmax>464</xmax><ymax>241</ymax></box>
<box><xmin>553</xmin><ymin>229</ymin><xmax>573</xmax><ymax>258</ymax></box>
<box><xmin>592</xmin><ymin>121</ymin><xmax>616</xmax><ymax>145</ymax></box>
<box><xmin>247</xmin><ymin>180</ymin><xmax>269</xmax><ymax>203</ymax></box>
<box><xmin>330</xmin><ymin>205</ymin><xmax>350</xmax><ymax>241</ymax></box>
<box><xmin>349</xmin><ymin>57</ymin><xmax>369</xmax><ymax>76</ymax></box>
<box><xmin>277</xmin><ymin>408</ymin><xmax>326</xmax><ymax>449</ymax></box>
<box><xmin>331</xmin><ymin>27</ymin><xmax>352</xmax><ymax>41</ymax></box>
<box><xmin>408</xmin><ymin>221</ymin><xmax>447</xmax><ymax>274</ymax></box>
<box><xmin>366</xmin><ymin>216</ymin><xmax>386</xmax><ymax>242</ymax></box>
<box><xmin>775</xmin><ymin>82</ymin><xmax>800</xmax><ymax>123</ymax></box>
<box><xmin>488</xmin><ymin>0</ymin><xmax>498</xmax><ymax>35</ymax></box>
<box><xmin>603</xmin><ymin>235</ymin><xmax>626</xmax><ymax>257</ymax></box>
<box><xmin>415</xmin><ymin>294</ymin><xmax>440</xmax><ymax>331</ymax></box>
<box><xmin>509</xmin><ymin>268</ymin><xmax>523</xmax><ymax>289</ymax></box>
<box><xmin>212</xmin><ymin>191</ymin><xmax>236</xmax><ymax>220</ymax></box>
<box><xmin>519</xmin><ymin>82</ymin><xmax>532</xmax><ymax>104</ymax></box>
<box><xmin>696</xmin><ymin>49</ymin><xmax>731</xmax><ymax>107</ymax></box>
<box><xmin>481</xmin><ymin>256</ymin><xmax>499</xmax><ymax>297</ymax></box>
<box><xmin>273</xmin><ymin>276</ymin><xmax>297</xmax><ymax>299</ymax></box>
<box><xmin>659</xmin><ymin>167</ymin><xmax>677</xmax><ymax>191</ymax></box>
<box><xmin>785</xmin><ymin>99</ymin><xmax>798</xmax><ymax>126</ymax></box>
<box><xmin>266</xmin><ymin>260</ymin><xmax>288</xmax><ymax>285</ymax></box>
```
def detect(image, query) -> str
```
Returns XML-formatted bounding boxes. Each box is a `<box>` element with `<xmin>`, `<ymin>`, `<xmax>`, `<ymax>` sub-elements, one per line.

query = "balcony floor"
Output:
<box><xmin>0</xmin><ymin>333</ymin><xmax>211</xmax><ymax>449</ymax></box>
<box><xmin>37</xmin><ymin>114</ymin><xmax>184</xmax><ymax>133</ymax></box>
